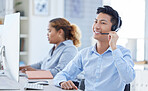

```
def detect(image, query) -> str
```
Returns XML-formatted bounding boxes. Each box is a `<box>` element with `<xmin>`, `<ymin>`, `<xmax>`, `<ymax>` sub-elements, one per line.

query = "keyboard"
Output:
<box><xmin>0</xmin><ymin>70</ymin><xmax>5</xmax><ymax>76</ymax></box>
<box><xmin>28</xmin><ymin>80</ymin><xmax>49</xmax><ymax>85</ymax></box>
<box><xmin>0</xmin><ymin>70</ymin><xmax>4</xmax><ymax>74</ymax></box>
<box><xmin>19</xmin><ymin>72</ymin><xmax>26</xmax><ymax>76</ymax></box>
<box><xmin>24</xmin><ymin>83</ymin><xmax>43</xmax><ymax>90</ymax></box>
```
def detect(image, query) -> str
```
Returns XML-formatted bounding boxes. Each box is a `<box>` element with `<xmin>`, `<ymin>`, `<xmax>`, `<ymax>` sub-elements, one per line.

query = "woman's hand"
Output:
<box><xmin>19</xmin><ymin>66</ymin><xmax>36</xmax><ymax>73</ymax></box>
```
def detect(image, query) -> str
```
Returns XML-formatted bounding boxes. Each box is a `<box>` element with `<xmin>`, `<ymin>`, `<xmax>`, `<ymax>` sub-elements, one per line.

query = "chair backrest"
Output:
<box><xmin>130</xmin><ymin>70</ymin><xmax>148</xmax><ymax>91</ymax></box>
<box><xmin>124</xmin><ymin>84</ymin><xmax>130</xmax><ymax>91</ymax></box>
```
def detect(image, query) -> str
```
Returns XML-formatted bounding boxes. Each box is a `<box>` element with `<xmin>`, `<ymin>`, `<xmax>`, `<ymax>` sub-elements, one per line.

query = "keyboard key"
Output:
<box><xmin>24</xmin><ymin>83</ymin><xmax>43</xmax><ymax>90</ymax></box>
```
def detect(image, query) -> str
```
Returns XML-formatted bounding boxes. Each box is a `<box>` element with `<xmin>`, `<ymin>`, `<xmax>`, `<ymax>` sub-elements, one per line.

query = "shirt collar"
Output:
<box><xmin>91</xmin><ymin>43</ymin><xmax>97</xmax><ymax>54</ymax></box>
<box><xmin>91</xmin><ymin>43</ymin><xmax>112</xmax><ymax>54</ymax></box>
<box><xmin>62</xmin><ymin>40</ymin><xmax>73</xmax><ymax>46</ymax></box>
<box><xmin>106</xmin><ymin>46</ymin><xmax>112</xmax><ymax>52</ymax></box>
<box><xmin>57</xmin><ymin>40</ymin><xmax>73</xmax><ymax>48</ymax></box>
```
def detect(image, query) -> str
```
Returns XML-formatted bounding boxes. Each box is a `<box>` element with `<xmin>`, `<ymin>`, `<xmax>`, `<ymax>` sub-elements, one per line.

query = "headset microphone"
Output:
<box><xmin>100</xmin><ymin>16</ymin><xmax>121</xmax><ymax>35</ymax></box>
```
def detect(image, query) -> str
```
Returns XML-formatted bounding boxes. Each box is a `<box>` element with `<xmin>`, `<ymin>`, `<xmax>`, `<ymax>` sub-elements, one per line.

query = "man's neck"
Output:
<box><xmin>96</xmin><ymin>41</ymin><xmax>109</xmax><ymax>54</ymax></box>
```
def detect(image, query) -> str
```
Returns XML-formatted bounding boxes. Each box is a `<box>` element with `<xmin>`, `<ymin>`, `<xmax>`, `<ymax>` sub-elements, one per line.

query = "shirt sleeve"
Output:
<box><xmin>53</xmin><ymin>52</ymin><xmax>83</xmax><ymax>87</ymax></box>
<box><xmin>48</xmin><ymin>46</ymin><xmax>78</xmax><ymax>77</ymax></box>
<box><xmin>113</xmin><ymin>48</ymin><xmax>135</xmax><ymax>84</ymax></box>
<box><xmin>30</xmin><ymin>60</ymin><xmax>44</xmax><ymax>69</ymax></box>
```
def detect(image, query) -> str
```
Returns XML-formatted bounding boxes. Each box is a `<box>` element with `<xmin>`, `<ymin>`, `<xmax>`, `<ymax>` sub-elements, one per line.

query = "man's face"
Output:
<box><xmin>92</xmin><ymin>13</ymin><xmax>112</xmax><ymax>41</ymax></box>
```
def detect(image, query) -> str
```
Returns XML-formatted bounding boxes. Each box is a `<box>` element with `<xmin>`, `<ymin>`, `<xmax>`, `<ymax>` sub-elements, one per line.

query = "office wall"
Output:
<box><xmin>0</xmin><ymin>0</ymin><xmax>5</xmax><ymax>16</ymax></box>
<box><xmin>28</xmin><ymin>0</ymin><xmax>64</xmax><ymax>64</ymax></box>
<box><xmin>0</xmin><ymin>0</ymin><xmax>14</xmax><ymax>16</ymax></box>
<box><xmin>145</xmin><ymin>0</ymin><xmax>148</xmax><ymax>61</ymax></box>
<box><xmin>26</xmin><ymin>0</ymin><xmax>103</xmax><ymax>64</ymax></box>
<box><xmin>64</xmin><ymin>0</ymin><xmax>102</xmax><ymax>50</ymax></box>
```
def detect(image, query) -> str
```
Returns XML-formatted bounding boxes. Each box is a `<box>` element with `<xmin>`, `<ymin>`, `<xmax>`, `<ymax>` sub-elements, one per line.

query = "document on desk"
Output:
<box><xmin>26</xmin><ymin>71</ymin><xmax>53</xmax><ymax>79</ymax></box>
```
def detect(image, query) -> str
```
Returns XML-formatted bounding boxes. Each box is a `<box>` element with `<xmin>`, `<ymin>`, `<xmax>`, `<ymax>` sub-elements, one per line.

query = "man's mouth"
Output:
<box><xmin>94</xmin><ymin>29</ymin><xmax>109</xmax><ymax>35</ymax></box>
<box><xmin>94</xmin><ymin>29</ymin><xmax>101</xmax><ymax>34</ymax></box>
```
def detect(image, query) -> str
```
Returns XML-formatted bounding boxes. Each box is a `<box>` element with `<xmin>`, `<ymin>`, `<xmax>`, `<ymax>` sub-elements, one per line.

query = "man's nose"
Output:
<box><xmin>94</xmin><ymin>24</ymin><xmax>100</xmax><ymax>29</ymax></box>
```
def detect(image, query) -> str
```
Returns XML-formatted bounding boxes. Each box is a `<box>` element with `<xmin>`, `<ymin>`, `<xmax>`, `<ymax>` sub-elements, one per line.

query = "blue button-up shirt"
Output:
<box><xmin>54</xmin><ymin>44</ymin><xmax>135</xmax><ymax>91</ymax></box>
<box><xmin>30</xmin><ymin>40</ymin><xmax>78</xmax><ymax>77</ymax></box>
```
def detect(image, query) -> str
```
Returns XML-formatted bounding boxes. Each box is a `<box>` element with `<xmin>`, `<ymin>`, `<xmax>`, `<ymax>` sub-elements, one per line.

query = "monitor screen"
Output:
<box><xmin>1</xmin><ymin>13</ymin><xmax>20</xmax><ymax>82</ymax></box>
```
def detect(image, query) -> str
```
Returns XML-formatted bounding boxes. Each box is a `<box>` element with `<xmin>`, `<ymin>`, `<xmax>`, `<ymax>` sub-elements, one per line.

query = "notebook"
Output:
<box><xmin>26</xmin><ymin>71</ymin><xmax>53</xmax><ymax>79</ymax></box>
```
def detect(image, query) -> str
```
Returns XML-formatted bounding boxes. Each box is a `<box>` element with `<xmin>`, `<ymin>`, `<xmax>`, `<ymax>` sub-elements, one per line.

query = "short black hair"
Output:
<box><xmin>97</xmin><ymin>5</ymin><xmax>122</xmax><ymax>28</ymax></box>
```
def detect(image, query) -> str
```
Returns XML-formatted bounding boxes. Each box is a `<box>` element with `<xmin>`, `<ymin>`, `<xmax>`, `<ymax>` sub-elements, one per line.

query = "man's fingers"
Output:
<box><xmin>61</xmin><ymin>82</ymin><xmax>70</xmax><ymax>90</ymax></box>
<box><xmin>61</xmin><ymin>83</ymin><xmax>66</xmax><ymax>89</ymax></box>
<box><xmin>66</xmin><ymin>81</ymin><xmax>73</xmax><ymax>89</ymax></box>
<box><xmin>61</xmin><ymin>81</ymin><xmax>77</xmax><ymax>90</ymax></box>
<box><xmin>63</xmin><ymin>83</ymin><xmax>69</xmax><ymax>90</ymax></box>
<box><xmin>69</xmin><ymin>81</ymin><xmax>78</xmax><ymax>90</ymax></box>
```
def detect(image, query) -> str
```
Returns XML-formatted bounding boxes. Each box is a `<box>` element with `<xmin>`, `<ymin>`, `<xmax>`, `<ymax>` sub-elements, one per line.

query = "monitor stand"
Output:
<box><xmin>0</xmin><ymin>46</ymin><xmax>20</xmax><ymax>90</ymax></box>
<box><xmin>0</xmin><ymin>76</ymin><xmax>20</xmax><ymax>90</ymax></box>
<box><xmin>0</xmin><ymin>70</ymin><xmax>4</xmax><ymax>75</ymax></box>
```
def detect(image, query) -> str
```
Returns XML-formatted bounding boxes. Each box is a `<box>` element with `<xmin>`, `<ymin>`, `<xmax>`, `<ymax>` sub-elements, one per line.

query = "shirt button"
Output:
<box><xmin>96</xmin><ymin>75</ymin><xmax>100</xmax><ymax>79</ymax></box>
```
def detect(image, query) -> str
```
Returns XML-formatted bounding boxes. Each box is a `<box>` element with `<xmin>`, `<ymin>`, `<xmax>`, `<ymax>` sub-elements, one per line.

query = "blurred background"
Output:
<box><xmin>0</xmin><ymin>0</ymin><xmax>148</xmax><ymax>90</ymax></box>
<box><xmin>0</xmin><ymin>0</ymin><xmax>147</xmax><ymax>65</ymax></box>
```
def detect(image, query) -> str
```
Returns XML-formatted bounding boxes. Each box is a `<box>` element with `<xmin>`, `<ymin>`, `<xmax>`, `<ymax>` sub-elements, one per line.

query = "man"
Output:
<box><xmin>54</xmin><ymin>6</ymin><xmax>135</xmax><ymax>91</ymax></box>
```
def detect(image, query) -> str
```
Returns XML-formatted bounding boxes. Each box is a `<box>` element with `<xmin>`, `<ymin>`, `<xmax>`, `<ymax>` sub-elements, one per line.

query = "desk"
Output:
<box><xmin>0</xmin><ymin>76</ymin><xmax>81</xmax><ymax>91</ymax></box>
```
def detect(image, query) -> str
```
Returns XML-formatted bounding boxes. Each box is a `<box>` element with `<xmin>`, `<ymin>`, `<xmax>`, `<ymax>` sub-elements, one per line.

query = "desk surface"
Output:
<box><xmin>0</xmin><ymin>76</ymin><xmax>81</xmax><ymax>91</ymax></box>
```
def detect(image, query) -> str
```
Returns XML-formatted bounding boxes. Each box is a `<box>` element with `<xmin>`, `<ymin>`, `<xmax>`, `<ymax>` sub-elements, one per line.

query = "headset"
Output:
<box><xmin>111</xmin><ymin>16</ymin><xmax>121</xmax><ymax>32</ymax></box>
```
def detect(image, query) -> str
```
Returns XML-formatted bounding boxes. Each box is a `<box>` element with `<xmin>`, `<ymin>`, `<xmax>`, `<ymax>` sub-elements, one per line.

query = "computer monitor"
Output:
<box><xmin>0</xmin><ymin>13</ymin><xmax>20</xmax><ymax>84</ymax></box>
<box><xmin>0</xmin><ymin>25</ymin><xmax>4</xmax><ymax>71</ymax></box>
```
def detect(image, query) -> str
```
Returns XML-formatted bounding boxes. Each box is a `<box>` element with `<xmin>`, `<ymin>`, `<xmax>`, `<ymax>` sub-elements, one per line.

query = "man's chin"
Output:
<box><xmin>93</xmin><ymin>36</ymin><xmax>99</xmax><ymax>40</ymax></box>
<box><xmin>93</xmin><ymin>36</ymin><xmax>104</xmax><ymax>41</ymax></box>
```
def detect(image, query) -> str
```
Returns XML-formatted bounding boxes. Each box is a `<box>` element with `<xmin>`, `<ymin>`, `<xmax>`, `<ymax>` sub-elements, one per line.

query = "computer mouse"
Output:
<box><xmin>37</xmin><ymin>81</ymin><xmax>49</xmax><ymax>85</ymax></box>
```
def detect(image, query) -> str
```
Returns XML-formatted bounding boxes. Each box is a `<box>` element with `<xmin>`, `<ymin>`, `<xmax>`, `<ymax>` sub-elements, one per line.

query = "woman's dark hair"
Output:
<box><xmin>49</xmin><ymin>18</ymin><xmax>81</xmax><ymax>47</ymax></box>
<box><xmin>97</xmin><ymin>5</ymin><xmax>122</xmax><ymax>29</ymax></box>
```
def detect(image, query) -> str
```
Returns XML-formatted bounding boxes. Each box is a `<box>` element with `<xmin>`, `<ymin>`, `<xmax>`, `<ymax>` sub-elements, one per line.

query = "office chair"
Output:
<box><xmin>124</xmin><ymin>84</ymin><xmax>130</xmax><ymax>91</ymax></box>
<box><xmin>78</xmin><ymin>79</ymin><xmax>130</xmax><ymax>91</ymax></box>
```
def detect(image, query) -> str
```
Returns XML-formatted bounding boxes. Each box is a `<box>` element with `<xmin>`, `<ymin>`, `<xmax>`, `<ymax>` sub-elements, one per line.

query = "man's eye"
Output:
<box><xmin>94</xmin><ymin>20</ymin><xmax>97</xmax><ymax>23</ymax></box>
<box><xmin>101</xmin><ymin>22</ymin><xmax>106</xmax><ymax>24</ymax></box>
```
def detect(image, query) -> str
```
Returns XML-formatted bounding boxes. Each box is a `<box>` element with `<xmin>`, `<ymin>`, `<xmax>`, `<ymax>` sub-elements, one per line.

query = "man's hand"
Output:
<box><xmin>108</xmin><ymin>31</ymin><xmax>119</xmax><ymax>51</ymax></box>
<box><xmin>60</xmin><ymin>80</ymin><xmax>78</xmax><ymax>90</ymax></box>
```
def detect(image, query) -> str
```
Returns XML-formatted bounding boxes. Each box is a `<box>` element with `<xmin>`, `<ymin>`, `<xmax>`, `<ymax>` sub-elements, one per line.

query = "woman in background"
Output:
<box><xmin>20</xmin><ymin>18</ymin><xmax>81</xmax><ymax>77</ymax></box>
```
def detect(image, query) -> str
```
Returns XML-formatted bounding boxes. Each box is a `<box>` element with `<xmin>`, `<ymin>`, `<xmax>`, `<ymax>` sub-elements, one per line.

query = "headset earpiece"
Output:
<box><xmin>111</xmin><ymin>25</ymin><xmax>117</xmax><ymax>31</ymax></box>
<box><xmin>111</xmin><ymin>17</ymin><xmax>121</xmax><ymax>32</ymax></box>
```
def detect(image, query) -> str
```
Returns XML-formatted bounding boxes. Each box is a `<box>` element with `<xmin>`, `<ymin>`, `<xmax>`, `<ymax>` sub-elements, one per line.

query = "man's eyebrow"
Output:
<box><xmin>95</xmin><ymin>18</ymin><xmax>108</xmax><ymax>22</ymax></box>
<box><xmin>100</xmin><ymin>19</ymin><xmax>108</xmax><ymax>22</ymax></box>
